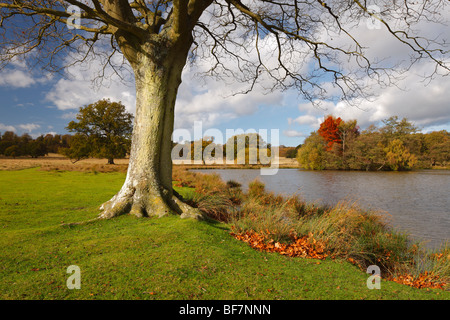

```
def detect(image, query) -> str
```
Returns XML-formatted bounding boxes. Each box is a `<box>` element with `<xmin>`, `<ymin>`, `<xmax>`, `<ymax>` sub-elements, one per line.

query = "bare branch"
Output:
<box><xmin>0</xmin><ymin>0</ymin><xmax>447</xmax><ymax>104</ymax></box>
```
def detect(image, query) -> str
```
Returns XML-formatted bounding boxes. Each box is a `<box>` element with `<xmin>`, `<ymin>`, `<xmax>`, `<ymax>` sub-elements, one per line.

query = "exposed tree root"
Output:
<box><xmin>98</xmin><ymin>186</ymin><xmax>204</xmax><ymax>220</ymax></box>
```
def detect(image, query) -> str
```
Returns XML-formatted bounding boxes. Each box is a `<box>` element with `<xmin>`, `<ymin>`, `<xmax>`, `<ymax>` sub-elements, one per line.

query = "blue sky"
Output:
<box><xmin>0</xmin><ymin>76</ymin><xmax>66</xmax><ymax>135</ymax></box>
<box><xmin>1</xmin><ymin>9</ymin><xmax>449</xmax><ymax>147</ymax></box>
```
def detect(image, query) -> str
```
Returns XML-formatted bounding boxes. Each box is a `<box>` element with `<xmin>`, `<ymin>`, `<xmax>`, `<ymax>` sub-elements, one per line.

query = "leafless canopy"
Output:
<box><xmin>1</xmin><ymin>0</ymin><xmax>449</xmax><ymax>103</ymax></box>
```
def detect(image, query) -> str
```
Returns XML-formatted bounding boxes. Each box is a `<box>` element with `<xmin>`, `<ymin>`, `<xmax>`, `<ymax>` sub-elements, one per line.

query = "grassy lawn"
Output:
<box><xmin>0</xmin><ymin>168</ymin><xmax>448</xmax><ymax>300</ymax></box>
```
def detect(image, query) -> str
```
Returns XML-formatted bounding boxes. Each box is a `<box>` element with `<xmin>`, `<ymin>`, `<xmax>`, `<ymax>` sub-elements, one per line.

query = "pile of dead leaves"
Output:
<box><xmin>387</xmin><ymin>272</ymin><xmax>447</xmax><ymax>290</ymax></box>
<box><xmin>230</xmin><ymin>229</ymin><xmax>328</xmax><ymax>260</ymax></box>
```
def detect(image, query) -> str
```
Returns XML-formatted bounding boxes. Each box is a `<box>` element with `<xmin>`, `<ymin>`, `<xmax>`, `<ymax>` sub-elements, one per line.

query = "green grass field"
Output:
<box><xmin>0</xmin><ymin>168</ymin><xmax>448</xmax><ymax>300</ymax></box>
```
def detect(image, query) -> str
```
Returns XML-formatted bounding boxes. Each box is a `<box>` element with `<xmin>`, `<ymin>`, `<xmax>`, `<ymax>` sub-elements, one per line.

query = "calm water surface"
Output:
<box><xmin>193</xmin><ymin>168</ymin><xmax>449</xmax><ymax>250</ymax></box>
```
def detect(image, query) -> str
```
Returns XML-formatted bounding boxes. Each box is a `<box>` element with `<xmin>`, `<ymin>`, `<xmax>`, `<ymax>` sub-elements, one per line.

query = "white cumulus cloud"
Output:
<box><xmin>18</xmin><ymin>123</ymin><xmax>41</xmax><ymax>132</ymax></box>
<box><xmin>0</xmin><ymin>69</ymin><xmax>37</xmax><ymax>88</ymax></box>
<box><xmin>0</xmin><ymin>123</ymin><xmax>16</xmax><ymax>132</ymax></box>
<box><xmin>45</xmin><ymin>48</ymin><xmax>136</xmax><ymax>114</ymax></box>
<box><xmin>283</xmin><ymin>130</ymin><xmax>306</xmax><ymax>138</ymax></box>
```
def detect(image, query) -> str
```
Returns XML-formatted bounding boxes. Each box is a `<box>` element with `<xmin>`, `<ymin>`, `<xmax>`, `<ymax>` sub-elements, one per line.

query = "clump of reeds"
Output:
<box><xmin>174</xmin><ymin>167</ymin><xmax>243</xmax><ymax>222</ymax></box>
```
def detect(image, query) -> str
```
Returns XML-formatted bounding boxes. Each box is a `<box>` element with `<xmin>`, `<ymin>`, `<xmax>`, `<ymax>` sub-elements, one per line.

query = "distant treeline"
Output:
<box><xmin>279</xmin><ymin>145</ymin><xmax>301</xmax><ymax>159</ymax></box>
<box><xmin>297</xmin><ymin>116</ymin><xmax>450</xmax><ymax>171</ymax></box>
<box><xmin>173</xmin><ymin>133</ymin><xmax>272</xmax><ymax>164</ymax></box>
<box><xmin>0</xmin><ymin>132</ymin><xmax>73</xmax><ymax>158</ymax></box>
<box><xmin>0</xmin><ymin>131</ymin><xmax>272</xmax><ymax>164</ymax></box>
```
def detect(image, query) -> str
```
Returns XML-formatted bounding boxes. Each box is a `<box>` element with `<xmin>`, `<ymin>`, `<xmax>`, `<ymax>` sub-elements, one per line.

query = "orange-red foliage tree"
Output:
<box><xmin>318</xmin><ymin>115</ymin><xmax>343</xmax><ymax>151</ymax></box>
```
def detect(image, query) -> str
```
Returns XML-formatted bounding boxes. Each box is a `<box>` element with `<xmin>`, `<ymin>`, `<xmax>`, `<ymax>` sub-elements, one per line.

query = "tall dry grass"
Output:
<box><xmin>173</xmin><ymin>166</ymin><xmax>243</xmax><ymax>222</ymax></box>
<box><xmin>0</xmin><ymin>154</ymin><xmax>129</xmax><ymax>172</ymax></box>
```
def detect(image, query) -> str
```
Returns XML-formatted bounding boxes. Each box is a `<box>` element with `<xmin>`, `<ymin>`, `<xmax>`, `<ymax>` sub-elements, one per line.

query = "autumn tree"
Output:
<box><xmin>338</xmin><ymin>120</ymin><xmax>359</xmax><ymax>156</ymax></box>
<box><xmin>284</xmin><ymin>145</ymin><xmax>301</xmax><ymax>159</ymax></box>
<box><xmin>298</xmin><ymin>118</ymin><xmax>439</xmax><ymax>171</ymax></box>
<box><xmin>423</xmin><ymin>131</ymin><xmax>450</xmax><ymax>167</ymax></box>
<box><xmin>345</xmin><ymin>125</ymin><xmax>386</xmax><ymax>171</ymax></box>
<box><xmin>380</xmin><ymin>116</ymin><xmax>418</xmax><ymax>141</ymax></box>
<box><xmin>318</xmin><ymin>115</ymin><xmax>343</xmax><ymax>151</ymax></box>
<box><xmin>296</xmin><ymin>132</ymin><xmax>326</xmax><ymax>170</ymax></box>
<box><xmin>1</xmin><ymin>1</ymin><xmax>448</xmax><ymax>219</ymax></box>
<box><xmin>384</xmin><ymin>139</ymin><xmax>417</xmax><ymax>171</ymax></box>
<box><xmin>62</xmin><ymin>99</ymin><xmax>133</xmax><ymax>164</ymax></box>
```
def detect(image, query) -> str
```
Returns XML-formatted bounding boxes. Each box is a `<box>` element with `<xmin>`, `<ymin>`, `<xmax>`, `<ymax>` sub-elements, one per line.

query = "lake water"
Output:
<box><xmin>192</xmin><ymin>168</ymin><xmax>450</xmax><ymax>250</ymax></box>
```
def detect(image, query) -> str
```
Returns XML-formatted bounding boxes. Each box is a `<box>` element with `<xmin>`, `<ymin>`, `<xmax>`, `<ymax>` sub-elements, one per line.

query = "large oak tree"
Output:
<box><xmin>1</xmin><ymin>0</ymin><xmax>448</xmax><ymax>220</ymax></box>
<box><xmin>64</xmin><ymin>99</ymin><xmax>133</xmax><ymax>164</ymax></box>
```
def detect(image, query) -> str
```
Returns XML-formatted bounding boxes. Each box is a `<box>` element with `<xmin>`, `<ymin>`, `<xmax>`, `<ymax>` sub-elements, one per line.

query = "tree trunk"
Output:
<box><xmin>108</xmin><ymin>158</ymin><xmax>115</xmax><ymax>165</ymax></box>
<box><xmin>98</xmin><ymin>40</ymin><xmax>202</xmax><ymax>220</ymax></box>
